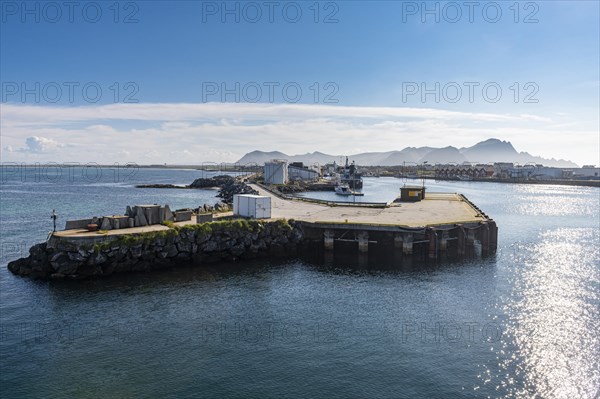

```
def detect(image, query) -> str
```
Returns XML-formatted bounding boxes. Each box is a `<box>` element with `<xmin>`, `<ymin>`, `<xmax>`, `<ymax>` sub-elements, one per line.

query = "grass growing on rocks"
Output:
<box><xmin>90</xmin><ymin>218</ymin><xmax>295</xmax><ymax>252</ymax></box>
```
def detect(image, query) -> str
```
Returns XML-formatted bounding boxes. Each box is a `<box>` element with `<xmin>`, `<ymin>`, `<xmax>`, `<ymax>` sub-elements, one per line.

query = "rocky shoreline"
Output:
<box><xmin>8</xmin><ymin>219</ymin><xmax>304</xmax><ymax>280</ymax></box>
<box><xmin>135</xmin><ymin>184</ymin><xmax>193</xmax><ymax>189</ymax></box>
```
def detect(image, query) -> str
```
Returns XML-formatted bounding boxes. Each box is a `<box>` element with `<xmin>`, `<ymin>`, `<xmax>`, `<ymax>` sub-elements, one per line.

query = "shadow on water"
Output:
<box><xmin>38</xmin><ymin>245</ymin><xmax>499</xmax><ymax>298</ymax></box>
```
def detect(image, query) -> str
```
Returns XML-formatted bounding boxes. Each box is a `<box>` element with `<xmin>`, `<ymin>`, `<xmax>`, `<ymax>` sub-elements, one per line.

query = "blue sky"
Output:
<box><xmin>1</xmin><ymin>1</ymin><xmax>599</xmax><ymax>164</ymax></box>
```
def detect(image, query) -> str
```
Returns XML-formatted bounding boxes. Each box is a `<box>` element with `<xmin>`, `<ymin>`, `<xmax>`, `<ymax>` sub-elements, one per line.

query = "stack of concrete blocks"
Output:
<box><xmin>64</xmin><ymin>204</ymin><xmax>190</xmax><ymax>232</ymax></box>
<box><xmin>125</xmin><ymin>204</ymin><xmax>176</xmax><ymax>227</ymax></box>
<box><xmin>100</xmin><ymin>215</ymin><xmax>133</xmax><ymax>230</ymax></box>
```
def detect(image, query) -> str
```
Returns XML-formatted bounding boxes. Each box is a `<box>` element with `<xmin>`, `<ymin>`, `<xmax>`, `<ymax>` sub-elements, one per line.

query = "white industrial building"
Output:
<box><xmin>233</xmin><ymin>194</ymin><xmax>271</xmax><ymax>219</ymax></box>
<box><xmin>574</xmin><ymin>166</ymin><xmax>600</xmax><ymax>179</ymax></box>
<box><xmin>288</xmin><ymin>164</ymin><xmax>319</xmax><ymax>181</ymax></box>
<box><xmin>496</xmin><ymin>164</ymin><xmax>574</xmax><ymax>180</ymax></box>
<box><xmin>264</xmin><ymin>160</ymin><xmax>288</xmax><ymax>184</ymax></box>
<box><xmin>323</xmin><ymin>162</ymin><xmax>337</xmax><ymax>176</ymax></box>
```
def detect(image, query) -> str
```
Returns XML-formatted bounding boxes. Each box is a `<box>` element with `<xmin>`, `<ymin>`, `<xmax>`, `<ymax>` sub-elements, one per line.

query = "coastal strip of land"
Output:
<box><xmin>7</xmin><ymin>181</ymin><xmax>496</xmax><ymax>280</ymax></box>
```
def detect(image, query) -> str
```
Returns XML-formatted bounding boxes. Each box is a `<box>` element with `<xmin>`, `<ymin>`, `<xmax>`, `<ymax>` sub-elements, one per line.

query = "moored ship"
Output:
<box><xmin>338</xmin><ymin>157</ymin><xmax>363</xmax><ymax>189</ymax></box>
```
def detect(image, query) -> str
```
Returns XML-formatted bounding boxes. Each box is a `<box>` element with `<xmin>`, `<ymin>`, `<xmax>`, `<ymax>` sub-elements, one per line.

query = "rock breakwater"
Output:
<box><xmin>138</xmin><ymin>175</ymin><xmax>259</xmax><ymax>204</ymax></box>
<box><xmin>8</xmin><ymin>219</ymin><xmax>303</xmax><ymax>280</ymax></box>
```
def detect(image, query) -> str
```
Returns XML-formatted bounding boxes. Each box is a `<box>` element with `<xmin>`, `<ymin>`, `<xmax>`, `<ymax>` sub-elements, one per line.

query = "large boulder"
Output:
<box><xmin>217</xmin><ymin>181</ymin><xmax>259</xmax><ymax>204</ymax></box>
<box><xmin>50</xmin><ymin>252</ymin><xmax>79</xmax><ymax>275</ymax></box>
<box><xmin>7</xmin><ymin>257</ymin><xmax>31</xmax><ymax>275</ymax></box>
<box><xmin>190</xmin><ymin>175</ymin><xmax>236</xmax><ymax>188</ymax></box>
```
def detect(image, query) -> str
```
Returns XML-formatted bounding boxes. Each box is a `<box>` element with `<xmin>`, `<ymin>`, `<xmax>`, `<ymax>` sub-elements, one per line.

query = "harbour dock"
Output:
<box><xmin>8</xmin><ymin>183</ymin><xmax>498</xmax><ymax>279</ymax></box>
<box><xmin>52</xmin><ymin>184</ymin><xmax>497</xmax><ymax>260</ymax></box>
<box><xmin>249</xmin><ymin>184</ymin><xmax>497</xmax><ymax>259</ymax></box>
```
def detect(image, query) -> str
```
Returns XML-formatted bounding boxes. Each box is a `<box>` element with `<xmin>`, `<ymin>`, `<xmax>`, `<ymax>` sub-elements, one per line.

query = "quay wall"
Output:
<box><xmin>301</xmin><ymin>219</ymin><xmax>498</xmax><ymax>259</ymax></box>
<box><xmin>7</xmin><ymin>217</ymin><xmax>498</xmax><ymax>280</ymax></box>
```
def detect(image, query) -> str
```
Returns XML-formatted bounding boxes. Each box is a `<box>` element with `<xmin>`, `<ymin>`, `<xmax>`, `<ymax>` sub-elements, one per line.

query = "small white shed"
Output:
<box><xmin>233</xmin><ymin>194</ymin><xmax>272</xmax><ymax>219</ymax></box>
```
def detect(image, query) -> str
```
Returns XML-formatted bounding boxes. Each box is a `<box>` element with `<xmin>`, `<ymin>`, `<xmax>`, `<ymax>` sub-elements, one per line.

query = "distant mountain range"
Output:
<box><xmin>236</xmin><ymin>139</ymin><xmax>578</xmax><ymax>167</ymax></box>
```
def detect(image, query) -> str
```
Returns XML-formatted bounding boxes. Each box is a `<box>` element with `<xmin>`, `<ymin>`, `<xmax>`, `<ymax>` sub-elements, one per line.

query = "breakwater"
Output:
<box><xmin>8</xmin><ymin>219</ymin><xmax>303</xmax><ymax>280</ymax></box>
<box><xmin>7</xmin><ymin>184</ymin><xmax>499</xmax><ymax>280</ymax></box>
<box><xmin>136</xmin><ymin>174</ymin><xmax>259</xmax><ymax>203</ymax></box>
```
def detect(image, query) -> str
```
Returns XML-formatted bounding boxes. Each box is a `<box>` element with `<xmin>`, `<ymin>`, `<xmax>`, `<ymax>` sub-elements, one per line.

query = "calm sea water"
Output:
<box><xmin>1</xmin><ymin>168</ymin><xmax>598</xmax><ymax>398</ymax></box>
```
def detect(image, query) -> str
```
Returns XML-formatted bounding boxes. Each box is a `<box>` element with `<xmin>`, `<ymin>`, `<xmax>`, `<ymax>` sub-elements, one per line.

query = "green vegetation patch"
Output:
<box><xmin>85</xmin><ymin>218</ymin><xmax>291</xmax><ymax>252</ymax></box>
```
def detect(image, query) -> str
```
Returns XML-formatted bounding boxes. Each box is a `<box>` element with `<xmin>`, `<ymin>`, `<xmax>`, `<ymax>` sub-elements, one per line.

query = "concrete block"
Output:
<box><xmin>110</xmin><ymin>216</ymin><xmax>130</xmax><ymax>229</ymax></box>
<box><xmin>134</xmin><ymin>207</ymin><xmax>148</xmax><ymax>227</ymax></box>
<box><xmin>143</xmin><ymin>205</ymin><xmax>161</xmax><ymax>225</ymax></box>
<box><xmin>100</xmin><ymin>218</ymin><xmax>112</xmax><ymax>230</ymax></box>
<box><xmin>164</xmin><ymin>205</ymin><xmax>174</xmax><ymax>222</ymax></box>
<box><xmin>65</xmin><ymin>219</ymin><xmax>93</xmax><ymax>230</ymax></box>
<box><xmin>196</xmin><ymin>213</ymin><xmax>213</xmax><ymax>223</ymax></box>
<box><xmin>174</xmin><ymin>210</ymin><xmax>192</xmax><ymax>222</ymax></box>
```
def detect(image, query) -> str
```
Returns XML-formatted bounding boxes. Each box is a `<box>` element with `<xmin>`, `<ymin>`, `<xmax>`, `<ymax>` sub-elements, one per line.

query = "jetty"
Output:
<box><xmin>249</xmin><ymin>184</ymin><xmax>497</xmax><ymax>258</ymax></box>
<box><xmin>7</xmin><ymin>183</ymin><xmax>497</xmax><ymax>279</ymax></box>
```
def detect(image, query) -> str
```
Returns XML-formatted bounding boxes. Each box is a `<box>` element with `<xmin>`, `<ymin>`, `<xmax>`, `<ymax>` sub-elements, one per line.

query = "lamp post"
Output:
<box><xmin>51</xmin><ymin>209</ymin><xmax>58</xmax><ymax>233</ymax></box>
<box><xmin>421</xmin><ymin>161</ymin><xmax>428</xmax><ymax>189</ymax></box>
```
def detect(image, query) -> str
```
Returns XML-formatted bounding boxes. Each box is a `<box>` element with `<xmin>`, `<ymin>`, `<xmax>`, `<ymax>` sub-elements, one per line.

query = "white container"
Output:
<box><xmin>233</xmin><ymin>194</ymin><xmax>271</xmax><ymax>219</ymax></box>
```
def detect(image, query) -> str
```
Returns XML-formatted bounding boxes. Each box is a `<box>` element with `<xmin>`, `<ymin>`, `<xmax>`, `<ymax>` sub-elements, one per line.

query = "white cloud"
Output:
<box><xmin>8</xmin><ymin>136</ymin><xmax>64</xmax><ymax>153</ymax></box>
<box><xmin>0</xmin><ymin>102</ymin><xmax>550</xmax><ymax>128</ymax></box>
<box><xmin>0</xmin><ymin>102</ymin><xmax>597</xmax><ymax>165</ymax></box>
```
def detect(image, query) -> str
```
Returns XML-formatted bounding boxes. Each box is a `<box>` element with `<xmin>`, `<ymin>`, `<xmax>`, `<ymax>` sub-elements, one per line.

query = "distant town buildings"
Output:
<box><xmin>434</xmin><ymin>163</ymin><xmax>599</xmax><ymax>181</ymax></box>
<box><xmin>577</xmin><ymin>165</ymin><xmax>600</xmax><ymax>179</ymax></box>
<box><xmin>261</xmin><ymin>158</ymin><xmax>599</xmax><ymax>185</ymax></box>
<box><xmin>435</xmin><ymin>164</ymin><xmax>493</xmax><ymax>179</ymax></box>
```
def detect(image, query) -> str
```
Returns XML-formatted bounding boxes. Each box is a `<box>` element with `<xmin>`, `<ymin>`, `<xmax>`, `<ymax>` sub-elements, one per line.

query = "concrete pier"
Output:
<box><xmin>250</xmin><ymin>184</ymin><xmax>497</xmax><ymax>259</ymax></box>
<box><xmin>8</xmin><ymin>181</ymin><xmax>498</xmax><ymax>280</ymax></box>
<box><xmin>41</xmin><ymin>184</ymin><xmax>497</xmax><ymax>268</ymax></box>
